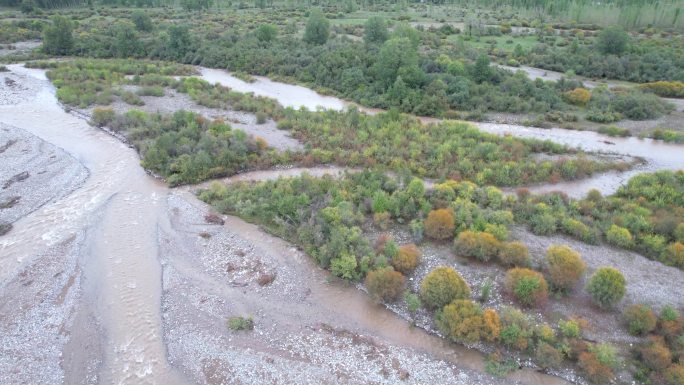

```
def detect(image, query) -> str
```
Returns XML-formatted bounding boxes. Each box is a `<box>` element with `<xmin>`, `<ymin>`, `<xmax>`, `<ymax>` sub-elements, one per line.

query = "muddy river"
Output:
<box><xmin>0</xmin><ymin>65</ymin><xmax>585</xmax><ymax>384</ymax></box>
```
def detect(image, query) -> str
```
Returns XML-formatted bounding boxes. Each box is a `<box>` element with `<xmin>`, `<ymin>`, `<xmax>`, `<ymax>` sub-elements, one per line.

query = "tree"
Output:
<box><xmin>167</xmin><ymin>24</ymin><xmax>192</xmax><ymax>61</ymax></box>
<box><xmin>420</xmin><ymin>266</ymin><xmax>470</xmax><ymax>309</ymax></box>
<box><xmin>131</xmin><ymin>10</ymin><xmax>153</xmax><ymax>32</ymax></box>
<box><xmin>424</xmin><ymin>209</ymin><xmax>455</xmax><ymax>240</ymax></box>
<box><xmin>113</xmin><ymin>23</ymin><xmax>143</xmax><ymax>58</ymax></box>
<box><xmin>256</xmin><ymin>24</ymin><xmax>278</xmax><ymax>43</ymax></box>
<box><xmin>365</xmin><ymin>267</ymin><xmax>405</xmax><ymax>302</ymax></box>
<box><xmin>375</xmin><ymin>37</ymin><xmax>420</xmax><ymax>89</ymax></box>
<box><xmin>471</xmin><ymin>54</ymin><xmax>493</xmax><ymax>84</ymax></box>
<box><xmin>303</xmin><ymin>9</ymin><xmax>329</xmax><ymax>45</ymax></box>
<box><xmin>545</xmin><ymin>245</ymin><xmax>586</xmax><ymax>292</ymax></box>
<box><xmin>597</xmin><ymin>26</ymin><xmax>630</xmax><ymax>55</ymax></box>
<box><xmin>364</xmin><ymin>16</ymin><xmax>388</xmax><ymax>44</ymax></box>
<box><xmin>505</xmin><ymin>268</ymin><xmax>548</xmax><ymax>307</ymax></box>
<box><xmin>586</xmin><ymin>267</ymin><xmax>626</xmax><ymax>309</ymax></box>
<box><xmin>392</xmin><ymin>244</ymin><xmax>420</xmax><ymax>274</ymax></box>
<box><xmin>43</xmin><ymin>15</ymin><xmax>73</xmax><ymax>55</ymax></box>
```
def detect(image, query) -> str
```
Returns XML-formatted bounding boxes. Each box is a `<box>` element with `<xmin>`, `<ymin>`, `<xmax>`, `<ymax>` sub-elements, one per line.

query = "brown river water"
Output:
<box><xmin>1</xmin><ymin>62</ymin><xmax>683</xmax><ymax>385</ymax></box>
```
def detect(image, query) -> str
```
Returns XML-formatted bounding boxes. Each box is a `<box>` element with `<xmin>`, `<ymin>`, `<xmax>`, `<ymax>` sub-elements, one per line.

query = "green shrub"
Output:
<box><xmin>498</xmin><ymin>241</ymin><xmax>530</xmax><ymax>267</ymax></box>
<box><xmin>559</xmin><ymin>319</ymin><xmax>581</xmax><ymax>339</ymax></box>
<box><xmin>586</xmin><ymin>267</ymin><xmax>626</xmax><ymax>309</ymax></box>
<box><xmin>255</xmin><ymin>111</ymin><xmax>268</xmax><ymax>124</ymax></box>
<box><xmin>505</xmin><ymin>268</ymin><xmax>548</xmax><ymax>307</ymax></box>
<box><xmin>660</xmin><ymin>242</ymin><xmax>684</xmax><ymax>268</ymax></box>
<box><xmin>605</xmin><ymin>224</ymin><xmax>633</xmax><ymax>248</ymax></box>
<box><xmin>530</xmin><ymin>212</ymin><xmax>557</xmax><ymax>235</ymax></box>
<box><xmin>91</xmin><ymin>107</ymin><xmax>115</xmax><ymax>127</ymax></box>
<box><xmin>453</xmin><ymin>231</ymin><xmax>501</xmax><ymax>262</ymax></box>
<box><xmin>624</xmin><ymin>304</ymin><xmax>657</xmax><ymax>336</ymax></box>
<box><xmin>419</xmin><ymin>266</ymin><xmax>471</xmax><ymax>309</ymax></box>
<box><xmin>545</xmin><ymin>244</ymin><xmax>586</xmax><ymax>292</ymax></box>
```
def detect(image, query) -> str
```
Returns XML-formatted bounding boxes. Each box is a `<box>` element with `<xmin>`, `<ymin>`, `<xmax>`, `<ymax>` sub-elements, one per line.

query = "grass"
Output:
<box><xmin>450</xmin><ymin>34</ymin><xmax>546</xmax><ymax>54</ymax></box>
<box><xmin>227</xmin><ymin>316</ymin><xmax>254</xmax><ymax>331</ymax></box>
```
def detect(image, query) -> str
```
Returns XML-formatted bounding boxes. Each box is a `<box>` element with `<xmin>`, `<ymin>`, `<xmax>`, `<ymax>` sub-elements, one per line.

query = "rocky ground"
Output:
<box><xmin>361</xmin><ymin>220</ymin><xmax>684</xmax><ymax>384</ymax></box>
<box><xmin>159</xmin><ymin>191</ymin><xmax>553</xmax><ymax>385</ymax></box>
<box><xmin>0</xmin><ymin>123</ymin><xmax>89</xmax><ymax>232</ymax></box>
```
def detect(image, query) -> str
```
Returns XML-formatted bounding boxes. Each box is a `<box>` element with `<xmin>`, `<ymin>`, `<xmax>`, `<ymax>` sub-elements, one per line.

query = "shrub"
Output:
<box><xmin>453</xmin><ymin>231</ymin><xmax>501</xmax><ymax>262</ymax></box>
<box><xmin>565</xmin><ymin>88</ymin><xmax>591</xmax><ymax>106</ymax></box>
<box><xmin>255</xmin><ymin>111</ymin><xmax>268</xmax><ymax>124</ymax></box>
<box><xmin>624</xmin><ymin>304</ymin><xmax>657</xmax><ymax>336</ymax></box>
<box><xmin>424</xmin><ymin>209</ymin><xmax>456</xmax><ymax>240</ymax></box>
<box><xmin>365</xmin><ymin>267</ymin><xmax>406</xmax><ymax>302</ymax></box>
<box><xmin>505</xmin><ymin>268</ymin><xmax>548</xmax><ymax>307</ymax></box>
<box><xmin>664</xmin><ymin>364</ymin><xmax>684</xmax><ymax>385</ymax></box>
<box><xmin>545</xmin><ymin>245</ymin><xmax>586</xmax><ymax>292</ymax></box>
<box><xmin>586</xmin><ymin>267</ymin><xmax>626</xmax><ymax>309</ymax></box>
<box><xmin>392</xmin><ymin>244</ymin><xmax>420</xmax><ymax>274</ymax></box>
<box><xmin>204</xmin><ymin>212</ymin><xmax>225</xmax><ymax>225</ymax></box>
<box><xmin>228</xmin><ymin>316</ymin><xmax>254</xmax><ymax>331</ymax></box>
<box><xmin>420</xmin><ymin>266</ymin><xmax>471</xmax><ymax>309</ymax></box>
<box><xmin>640</xmin><ymin>337</ymin><xmax>672</xmax><ymax>371</ymax></box>
<box><xmin>660</xmin><ymin>242</ymin><xmax>684</xmax><ymax>268</ymax></box>
<box><xmin>373</xmin><ymin>212</ymin><xmax>391</xmax><ymax>230</ymax></box>
<box><xmin>659</xmin><ymin>306</ymin><xmax>682</xmax><ymax>338</ymax></box>
<box><xmin>530</xmin><ymin>213</ymin><xmax>557</xmax><ymax>235</ymax></box>
<box><xmin>606</xmin><ymin>224</ymin><xmax>633</xmax><ymax>248</ymax></box>
<box><xmin>579</xmin><ymin>347</ymin><xmax>616</xmax><ymax>384</ymax></box>
<box><xmin>482</xmin><ymin>308</ymin><xmax>501</xmax><ymax>342</ymax></box>
<box><xmin>436</xmin><ymin>299</ymin><xmax>486</xmax><ymax>343</ymax></box>
<box><xmin>498</xmin><ymin>241</ymin><xmax>530</xmax><ymax>267</ymax></box>
<box><xmin>559</xmin><ymin>319</ymin><xmax>581</xmax><ymax>339</ymax></box>
<box><xmin>674</xmin><ymin>223</ymin><xmax>684</xmax><ymax>243</ymax></box>
<box><xmin>639</xmin><ymin>81</ymin><xmax>684</xmax><ymax>98</ymax></box>
<box><xmin>91</xmin><ymin>107</ymin><xmax>115</xmax><ymax>127</ymax></box>
<box><xmin>536</xmin><ymin>342</ymin><xmax>563</xmax><ymax>369</ymax></box>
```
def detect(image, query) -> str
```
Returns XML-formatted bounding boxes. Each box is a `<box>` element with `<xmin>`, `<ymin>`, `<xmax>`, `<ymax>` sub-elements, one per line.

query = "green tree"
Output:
<box><xmin>597</xmin><ymin>26</ymin><xmax>630</xmax><ymax>55</ymax></box>
<box><xmin>113</xmin><ymin>23</ymin><xmax>142</xmax><ymax>58</ymax></box>
<box><xmin>586</xmin><ymin>267</ymin><xmax>626</xmax><ymax>309</ymax></box>
<box><xmin>471</xmin><ymin>54</ymin><xmax>493</xmax><ymax>84</ymax></box>
<box><xmin>303</xmin><ymin>9</ymin><xmax>329</xmax><ymax>45</ymax></box>
<box><xmin>364</xmin><ymin>16</ymin><xmax>388</xmax><ymax>44</ymax></box>
<box><xmin>375</xmin><ymin>37</ymin><xmax>419</xmax><ymax>89</ymax></box>
<box><xmin>256</xmin><ymin>24</ymin><xmax>278</xmax><ymax>43</ymax></box>
<box><xmin>43</xmin><ymin>15</ymin><xmax>73</xmax><ymax>55</ymax></box>
<box><xmin>131</xmin><ymin>10</ymin><xmax>153</xmax><ymax>32</ymax></box>
<box><xmin>167</xmin><ymin>24</ymin><xmax>191</xmax><ymax>60</ymax></box>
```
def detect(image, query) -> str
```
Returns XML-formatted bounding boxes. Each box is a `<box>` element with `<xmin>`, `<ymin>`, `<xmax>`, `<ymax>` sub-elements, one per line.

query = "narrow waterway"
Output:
<box><xmin>1</xmin><ymin>65</ymin><xmax>577</xmax><ymax>384</ymax></box>
<box><xmin>198</xmin><ymin>67</ymin><xmax>684</xmax><ymax>198</ymax></box>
